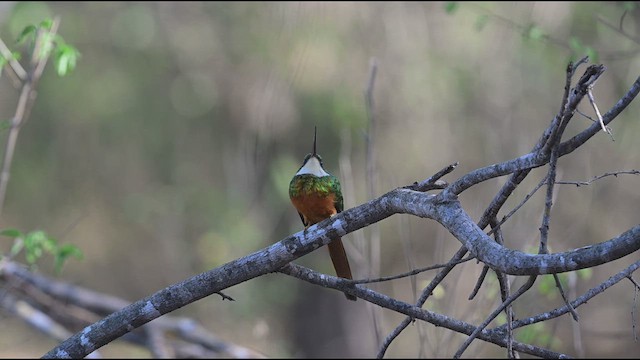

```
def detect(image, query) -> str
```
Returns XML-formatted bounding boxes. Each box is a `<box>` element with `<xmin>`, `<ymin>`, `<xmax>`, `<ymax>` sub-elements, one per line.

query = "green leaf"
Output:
<box><xmin>56</xmin><ymin>53</ymin><xmax>69</xmax><ymax>76</ymax></box>
<box><xmin>3</xmin><ymin>226</ymin><xmax>83</xmax><ymax>270</ymax></box>
<box><xmin>39</xmin><ymin>18</ymin><xmax>53</xmax><ymax>30</ymax></box>
<box><xmin>54</xmin><ymin>244</ymin><xmax>83</xmax><ymax>273</ymax></box>
<box><xmin>42</xmin><ymin>236</ymin><xmax>58</xmax><ymax>253</ymax></box>
<box><xmin>623</xmin><ymin>2</ymin><xmax>636</xmax><ymax>11</ymax></box>
<box><xmin>0</xmin><ymin>228</ymin><xmax>23</xmax><ymax>238</ymax></box>
<box><xmin>16</xmin><ymin>24</ymin><xmax>37</xmax><ymax>44</ymax></box>
<box><xmin>23</xmin><ymin>230</ymin><xmax>51</xmax><ymax>264</ymax></box>
<box><xmin>54</xmin><ymin>43</ymin><xmax>80</xmax><ymax>76</ymax></box>
<box><xmin>444</xmin><ymin>2</ymin><xmax>458</xmax><ymax>14</ymax></box>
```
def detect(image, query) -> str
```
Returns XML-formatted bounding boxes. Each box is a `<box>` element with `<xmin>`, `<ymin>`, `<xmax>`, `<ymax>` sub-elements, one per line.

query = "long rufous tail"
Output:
<box><xmin>327</xmin><ymin>238</ymin><xmax>356</xmax><ymax>301</ymax></box>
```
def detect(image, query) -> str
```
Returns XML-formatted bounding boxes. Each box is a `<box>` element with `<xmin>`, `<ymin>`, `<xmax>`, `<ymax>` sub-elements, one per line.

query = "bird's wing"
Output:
<box><xmin>332</xmin><ymin>175</ymin><xmax>343</xmax><ymax>214</ymax></box>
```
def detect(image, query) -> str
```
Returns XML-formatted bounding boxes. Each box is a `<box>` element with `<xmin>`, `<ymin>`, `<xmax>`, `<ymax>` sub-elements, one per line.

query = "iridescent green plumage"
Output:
<box><xmin>289</xmin><ymin>174</ymin><xmax>343</xmax><ymax>213</ymax></box>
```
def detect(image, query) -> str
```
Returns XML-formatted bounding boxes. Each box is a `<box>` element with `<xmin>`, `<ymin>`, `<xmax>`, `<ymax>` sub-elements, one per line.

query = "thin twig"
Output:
<box><xmin>405</xmin><ymin>162</ymin><xmax>457</xmax><ymax>192</ymax></box>
<box><xmin>490</xmin><ymin>260</ymin><xmax>640</xmax><ymax>334</ymax></box>
<box><xmin>489</xmin><ymin>218</ymin><xmax>517</xmax><ymax>359</ymax></box>
<box><xmin>539</xmin><ymin>66</ymin><xmax>581</xmax><ymax>322</ymax></box>
<box><xmin>597</xmin><ymin>14</ymin><xmax>640</xmax><ymax>45</ymax></box>
<box><xmin>349</xmin><ymin>255</ymin><xmax>475</xmax><ymax>285</ymax></box>
<box><xmin>552</xmin><ymin>273</ymin><xmax>579</xmax><ymax>321</ymax></box>
<box><xmin>576</xmin><ymin>108</ymin><xmax>614</xmax><ymax>139</ymax></box>
<box><xmin>629</xmin><ymin>276</ymin><xmax>640</xmax><ymax>342</ymax></box>
<box><xmin>572</xmin><ymin>56</ymin><xmax>590</xmax><ymax>73</ymax></box>
<box><xmin>454</xmin><ymin>276</ymin><xmax>537</xmax><ymax>358</ymax></box>
<box><xmin>377</xmin><ymin>247</ymin><xmax>469</xmax><ymax>358</ymax></box>
<box><xmin>556</xmin><ymin>169</ymin><xmax>640</xmax><ymax>187</ymax></box>
<box><xmin>587</xmin><ymin>86</ymin><xmax>611</xmax><ymax>136</ymax></box>
<box><xmin>487</xmin><ymin>175</ymin><xmax>548</xmax><ymax>237</ymax></box>
<box><xmin>468</xmin><ymin>265</ymin><xmax>490</xmax><ymax>300</ymax></box>
<box><xmin>364</xmin><ymin>55</ymin><xmax>383</xmax><ymax>348</ymax></box>
<box><xmin>568</xmin><ymin>272</ymin><xmax>585</xmax><ymax>357</ymax></box>
<box><xmin>469</xmin><ymin>217</ymin><xmax>510</xmax><ymax>302</ymax></box>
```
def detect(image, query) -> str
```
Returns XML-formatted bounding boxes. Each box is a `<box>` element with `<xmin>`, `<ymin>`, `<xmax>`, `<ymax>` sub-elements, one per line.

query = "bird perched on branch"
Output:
<box><xmin>289</xmin><ymin>127</ymin><xmax>356</xmax><ymax>301</ymax></box>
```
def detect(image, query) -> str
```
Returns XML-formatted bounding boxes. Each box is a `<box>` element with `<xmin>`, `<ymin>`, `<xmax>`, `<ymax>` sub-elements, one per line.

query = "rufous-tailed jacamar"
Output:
<box><xmin>289</xmin><ymin>128</ymin><xmax>356</xmax><ymax>301</ymax></box>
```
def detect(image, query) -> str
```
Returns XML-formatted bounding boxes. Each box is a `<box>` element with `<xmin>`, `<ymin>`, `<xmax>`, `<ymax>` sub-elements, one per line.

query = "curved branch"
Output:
<box><xmin>42</xmin><ymin>68</ymin><xmax>640</xmax><ymax>359</ymax></box>
<box><xmin>43</xmin><ymin>182</ymin><xmax>640</xmax><ymax>358</ymax></box>
<box><xmin>416</xmin><ymin>192</ymin><xmax>640</xmax><ymax>275</ymax></box>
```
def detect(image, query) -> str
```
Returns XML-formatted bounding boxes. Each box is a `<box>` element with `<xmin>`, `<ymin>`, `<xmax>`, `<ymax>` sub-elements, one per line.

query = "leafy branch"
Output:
<box><xmin>0</xmin><ymin>17</ymin><xmax>81</xmax><ymax>271</ymax></box>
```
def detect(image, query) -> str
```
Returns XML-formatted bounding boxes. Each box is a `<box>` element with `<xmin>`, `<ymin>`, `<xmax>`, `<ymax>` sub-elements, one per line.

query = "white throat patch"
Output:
<box><xmin>296</xmin><ymin>157</ymin><xmax>330</xmax><ymax>176</ymax></box>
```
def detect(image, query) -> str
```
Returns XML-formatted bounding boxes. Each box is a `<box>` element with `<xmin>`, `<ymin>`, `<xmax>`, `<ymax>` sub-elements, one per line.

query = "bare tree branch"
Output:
<box><xmin>0</xmin><ymin>260</ymin><xmax>263</xmax><ymax>359</ymax></box>
<box><xmin>25</xmin><ymin>62</ymin><xmax>640</xmax><ymax>359</ymax></box>
<box><xmin>490</xmin><ymin>260</ymin><xmax>640</xmax><ymax>336</ymax></box>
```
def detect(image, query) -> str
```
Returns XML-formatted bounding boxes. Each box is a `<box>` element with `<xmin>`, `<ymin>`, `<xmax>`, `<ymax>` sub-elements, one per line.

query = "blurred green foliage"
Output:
<box><xmin>0</xmin><ymin>17</ymin><xmax>81</xmax><ymax>275</ymax></box>
<box><xmin>1</xmin><ymin>228</ymin><xmax>83</xmax><ymax>273</ymax></box>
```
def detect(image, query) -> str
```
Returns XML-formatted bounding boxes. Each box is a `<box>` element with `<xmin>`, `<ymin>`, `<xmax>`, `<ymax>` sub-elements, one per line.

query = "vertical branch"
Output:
<box><xmin>489</xmin><ymin>218</ymin><xmax>516</xmax><ymax>359</ymax></box>
<box><xmin>364</xmin><ymin>56</ymin><xmax>383</xmax><ymax>346</ymax></box>
<box><xmin>539</xmin><ymin>60</ymin><xmax>581</xmax><ymax>322</ymax></box>
<box><xmin>338</xmin><ymin>129</ymin><xmax>367</xmax><ymax>266</ymax></box>
<box><xmin>0</xmin><ymin>17</ymin><xmax>60</xmax><ymax>221</ymax></box>
<box><xmin>364</xmin><ymin>57</ymin><xmax>380</xmax><ymax>275</ymax></box>
<box><xmin>568</xmin><ymin>272</ymin><xmax>585</xmax><ymax>357</ymax></box>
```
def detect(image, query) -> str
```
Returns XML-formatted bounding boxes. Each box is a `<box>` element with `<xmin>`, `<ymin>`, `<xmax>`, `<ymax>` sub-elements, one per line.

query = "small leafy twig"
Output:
<box><xmin>0</xmin><ymin>17</ymin><xmax>80</xmax><ymax>222</ymax></box>
<box><xmin>0</xmin><ymin>229</ymin><xmax>83</xmax><ymax>274</ymax></box>
<box><xmin>0</xmin><ymin>18</ymin><xmax>60</xmax><ymax>221</ymax></box>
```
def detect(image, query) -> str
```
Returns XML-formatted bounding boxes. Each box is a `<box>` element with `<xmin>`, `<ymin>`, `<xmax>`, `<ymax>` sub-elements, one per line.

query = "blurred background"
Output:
<box><xmin>0</xmin><ymin>1</ymin><xmax>639</xmax><ymax>358</ymax></box>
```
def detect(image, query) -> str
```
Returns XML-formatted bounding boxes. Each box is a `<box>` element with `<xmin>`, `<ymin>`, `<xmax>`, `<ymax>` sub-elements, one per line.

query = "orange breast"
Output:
<box><xmin>291</xmin><ymin>192</ymin><xmax>338</xmax><ymax>225</ymax></box>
